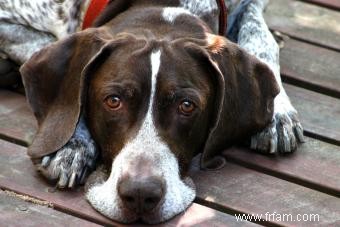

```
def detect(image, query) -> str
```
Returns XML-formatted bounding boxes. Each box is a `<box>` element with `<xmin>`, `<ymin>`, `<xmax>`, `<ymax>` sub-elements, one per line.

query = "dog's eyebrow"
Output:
<box><xmin>98</xmin><ymin>81</ymin><xmax>140</xmax><ymax>98</ymax></box>
<box><xmin>175</xmin><ymin>88</ymin><xmax>207</xmax><ymax>109</ymax></box>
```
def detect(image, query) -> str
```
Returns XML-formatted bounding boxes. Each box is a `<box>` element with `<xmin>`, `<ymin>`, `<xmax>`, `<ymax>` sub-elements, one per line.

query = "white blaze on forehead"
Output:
<box><xmin>86</xmin><ymin>50</ymin><xmax>195</xmax><ymax>224</ymax></box>
<box><xmin>150</xmin><ymin>50</ymin><xmax>161</xmax><ymax>99</ymax></box>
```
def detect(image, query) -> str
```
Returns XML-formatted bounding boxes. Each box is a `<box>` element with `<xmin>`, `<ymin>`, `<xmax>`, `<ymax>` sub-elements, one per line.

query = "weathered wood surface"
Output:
<box><xmin>265</xmin><ymin>0</ymin><xmax>340</xmax><ymax>51</ymax></box>
<box><xmin>299</xmin><ymin>0</ymin><xmax>340</xmax><ymax>10</ymax></box>
<box><xmin>0</xmin><ymin>139</ymin><xmax>256</xmax><ymax>227</ymax></box>
<box><xmin>280</xmin><ymin>38</ymin><xmax>340</xmax><ymax>98</ymax></box>
<box><xmin>0</xmin><ymin>90</ymin><xmax>36</xmax><ymax>146</ymax></box>
<box><xmin>190</xmin><ymin>161</ymin><xmax>340</xmax><ymax>226</ymax></box>
<box><xmin>2</xmin><ymin>138</ymin><xmax>338</xmax><ymax>226</ymax></box>
<box><xmin>0</xmin><ymin>190</ymin><xmax>100</xmax><ymax>227</ymax></box>
<box><xmin>284</xmin><ymin>84</ymin><xmax>340</xmax><ymax>145</ymax></box>
<box><xmin>223</xmin><ymin>137</ymin><xmax>340</xmax><ymax>197</ymax></box>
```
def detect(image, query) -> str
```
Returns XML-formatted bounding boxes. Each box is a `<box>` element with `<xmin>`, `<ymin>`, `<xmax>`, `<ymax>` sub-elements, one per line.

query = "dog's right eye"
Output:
<box><xmin>104</xmin><ymin>95</ymin><xmax>122</xmax><ymax>110</ymax></box>
<box><xmin>178</xmin><ymin>100</ymin><xmax>196</xmax><ymax>116</ymax></box>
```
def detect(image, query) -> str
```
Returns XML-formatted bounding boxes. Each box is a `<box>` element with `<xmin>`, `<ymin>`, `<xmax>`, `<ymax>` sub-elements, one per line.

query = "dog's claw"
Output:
<box><xmin>80</xmin><ymin>167</ymin><xmax>89</xmax><ymax>185</ymax></box>
<box><xmin>269</xmin><ymin>139</ymin><xmax>276</xmax><ymax>154</ymax></box>
<box><xmin>294</xmin><ymin>123</ymin><xmax>305</xmax><ymax>143</ymax></box>
<box><xmin>41</xmin><ymin>156</ymin><xmax>51</xmax><ymax>168</ymax></box>
<box><xmin>68</xmin><ymin>172</ymin><xmax>77</xmax><ymax>188</ymax></box>
<box><xmin>58</xmin><ymin>171</ymin><xmax>68</xmax><ymax>188</ymax></box>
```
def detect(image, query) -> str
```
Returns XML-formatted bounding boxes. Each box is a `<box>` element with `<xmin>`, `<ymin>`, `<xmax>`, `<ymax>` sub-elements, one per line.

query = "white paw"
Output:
<box><xmin>251</xmin><ymin>97</ymin><xmax>305</xmax><ymax>153</ymax></box>
<box><xmin>37</xmin><ymin>137</ymin><xmax>98</xmax><ymax>188</ymax></box>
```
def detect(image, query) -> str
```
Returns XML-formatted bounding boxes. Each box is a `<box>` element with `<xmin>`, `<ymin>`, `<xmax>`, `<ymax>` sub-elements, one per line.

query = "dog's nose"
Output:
<box><xmin>118</xmin><ymin>176</ymin><xmax>165</xmax><ymax>214</ymax></box>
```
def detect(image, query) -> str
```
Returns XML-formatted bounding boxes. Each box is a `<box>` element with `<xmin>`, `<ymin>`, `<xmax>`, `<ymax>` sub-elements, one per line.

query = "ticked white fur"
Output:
<box><xmin>0</xmin><ymin>0</ymin><xmax>91</xmax><ymax>39</ymax></box>
<box><xmin>86</xmin><ymin>50</ymin><xmax>195</xmax><ymax>223</ymax></box>
<box><xmin>162</xmin><ymin>0</ymin><xmax>219</xmax><ymax>33</ymax></box>
<box><xmin>179</xmin><ymin>0</ymin><xmax>218</xmax><ymax>17</ymax></box>
<box><xmin>162</xmin><ymin>7</ymin><xmax>193</xmax><ymax>23</ymax></box>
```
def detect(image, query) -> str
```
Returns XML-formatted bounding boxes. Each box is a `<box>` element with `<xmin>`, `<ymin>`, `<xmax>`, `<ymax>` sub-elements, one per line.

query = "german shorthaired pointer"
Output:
<box><xmin>1</xmin><ymin>0</ymin><xmax>304</xmax><ymax>224</ymax></box>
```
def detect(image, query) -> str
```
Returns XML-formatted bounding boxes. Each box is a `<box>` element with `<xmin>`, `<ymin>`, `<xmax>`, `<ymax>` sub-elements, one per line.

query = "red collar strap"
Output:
<box><xmin>82</xmin><ymin>0</ymin><xmax>110</xmax><ymax>30</ymax></box>
<box><xmin>216</xmin><ymin>0</ymin><xmax>228</xmax><ymax>36</ymax></box>
<box><xmin>82</xmin><ymin>0</ymin><xmax>228</xmax><ymax>35</ymax></box>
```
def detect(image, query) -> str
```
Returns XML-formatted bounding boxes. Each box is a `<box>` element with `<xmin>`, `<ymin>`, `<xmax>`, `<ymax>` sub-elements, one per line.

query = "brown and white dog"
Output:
<box><xmin>2</xmin><ymin>0</ymin><xmax>305</xmax><ymax>224</ymax></box>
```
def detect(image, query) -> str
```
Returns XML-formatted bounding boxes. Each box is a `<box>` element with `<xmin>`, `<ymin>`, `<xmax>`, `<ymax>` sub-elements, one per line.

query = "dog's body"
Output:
<box><xmin>1</xmin><ymin>0</ymin><xmax>304</xmax><ymax>224</ymax></box>
<box><xmin>0</xmin><ymin>0</ymin><xmax>91</xmax><ymax>63</ymax></box>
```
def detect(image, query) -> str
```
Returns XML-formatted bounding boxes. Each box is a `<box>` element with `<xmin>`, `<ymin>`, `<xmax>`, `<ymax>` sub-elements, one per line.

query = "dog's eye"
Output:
<box><xmin>179</xmin><ymin>100</ymin><xmax>195</xmax><ymax>116</ymax></box>
<box><xmin>104</xmin><ymin>95</ymin><xmax>122</xmax><ymax>110</ymax></box>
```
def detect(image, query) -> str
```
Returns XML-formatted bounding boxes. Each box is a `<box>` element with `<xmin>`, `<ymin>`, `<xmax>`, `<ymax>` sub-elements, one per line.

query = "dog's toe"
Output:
<box><xmin>251</xmin><ymin>110</ymin><xmax>305</xmax><ymax>154</ymax></box>
<box><xmin>251</xmin><ymin>119</ymin><xmax>278</xmax><ymax>154</ymax></box>
<box><xmin>276</xmin><ymin>111</ymin><xmax>305</xmax><ymax>153</ymax></box>
<box><xmin>38</xmin><ymin>138</ymin><xmax>97</xmax><ymax>188</ymax></box>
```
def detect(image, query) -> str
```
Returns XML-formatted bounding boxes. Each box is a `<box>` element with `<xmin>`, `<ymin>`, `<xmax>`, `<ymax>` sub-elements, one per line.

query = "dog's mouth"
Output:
<box><xmin>85</xmin><ymin>165</ymin><xmax>196</xmax><ymax>224</ymax></box>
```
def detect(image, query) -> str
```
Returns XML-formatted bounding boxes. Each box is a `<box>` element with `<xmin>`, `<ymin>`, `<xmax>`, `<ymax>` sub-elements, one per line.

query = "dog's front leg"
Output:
<box><xmin>236</xmin><ymin>0</ymin><xmax>304</xmax><ymax>153</ymax></box>
<box><xmin>0</xmin><ymin>22</ymin><xmax>56</xmax><ymax>64</ymax></box>
<box><xmin>38</xmin><ymin>114</ymin><xmax>98</xmax><ymax>188</ymax></box>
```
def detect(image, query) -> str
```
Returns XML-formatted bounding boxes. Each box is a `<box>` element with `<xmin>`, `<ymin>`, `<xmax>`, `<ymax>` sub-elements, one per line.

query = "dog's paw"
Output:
<box><xmin>37</xmin><ymin>137</ymin><xmax>98</xmax><ymax>188</ymax></box>
<box><xmin>251</xmin><ymin>109</ymin><xmax>305</xmax><ymax>154</ymax></box>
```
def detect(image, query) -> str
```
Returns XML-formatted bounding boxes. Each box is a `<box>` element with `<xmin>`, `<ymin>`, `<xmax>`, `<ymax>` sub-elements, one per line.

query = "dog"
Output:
<box><xmin>1</xmin><ymin>0</ymin><xmax>305</xmax><ymax>224</ymax></box>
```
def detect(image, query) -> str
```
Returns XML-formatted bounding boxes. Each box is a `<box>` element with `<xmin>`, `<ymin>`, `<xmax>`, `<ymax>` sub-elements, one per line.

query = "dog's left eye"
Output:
<box><xmin>179</xmin><ymin>100</ymin><xmax>196</xmax><ymax>116</ymax></box>
<box><xmin>104</xmin><ymin>95</ymin><xmax>122</xmax><ymax>110</ymax></box>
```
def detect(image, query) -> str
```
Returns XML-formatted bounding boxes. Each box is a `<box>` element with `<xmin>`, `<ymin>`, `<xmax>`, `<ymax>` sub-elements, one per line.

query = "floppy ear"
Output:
<box><xmin>197</xmin><ymin>34</ymin><xmax>280</xmax><ymax>169</ymax></box>
<box><xmin>20</xmin><ymin>28</ymin><xmax>115</xmax><ymax>160</ymax></box>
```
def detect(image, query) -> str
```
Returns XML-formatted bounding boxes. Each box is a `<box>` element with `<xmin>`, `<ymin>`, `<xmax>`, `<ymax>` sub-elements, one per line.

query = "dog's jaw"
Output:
<box><xmin>86</xmin><ymin>50</ymin><xmax>196</xmax><ymax>224</ymax></box>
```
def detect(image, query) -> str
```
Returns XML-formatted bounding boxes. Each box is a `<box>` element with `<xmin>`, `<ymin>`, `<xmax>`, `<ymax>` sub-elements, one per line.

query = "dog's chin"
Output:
<box><xmin>85</xmin><ymin>166</ymin><xmax>196</xmax><ymax>224</ymax></box>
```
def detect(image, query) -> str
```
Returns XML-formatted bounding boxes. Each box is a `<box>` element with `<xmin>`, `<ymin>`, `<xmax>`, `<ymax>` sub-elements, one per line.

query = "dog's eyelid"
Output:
<box><xmin>100</xmin><ymin>84</ymin><xmax>138</xmax><ymax>100</ymax></box>
<box><xmin>174</xmin><ymin>91</ymin><xmax>205</xmax><ymax>110</ymax></box>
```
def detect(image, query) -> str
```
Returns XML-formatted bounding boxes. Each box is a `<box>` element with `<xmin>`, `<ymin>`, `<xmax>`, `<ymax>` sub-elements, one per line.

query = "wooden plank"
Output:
<box><xmin>223</xmin><ymin>137</ymin><xmax>340</xmax><ymax>197</ymax></box>
<box><xmin>190</xmin><ymin>161</ymin><xmax>340</xmax><ymax>226</ymax></box>
<box><xmin>264</xmin><ymin>0</ymin><xmax>340</xmax><ymax>51</ymax></box>
<box><xmin>0</xmin><ymin>190</ymin><xmax>100</xmax><ymax>227</ymax></box>
<box><xmin>280</xmin><ymin>38</ymin><xmax>340</xmax><ymax>98</ymax></box>
<box><xmin>0</xmin><ymin>90</ymin><xmax>36</xmax><ymax>146</ymax></box>
<box><xmin>284</xmin><ymin>84</ymin><xmax>340</xmax><ymax>145</ymax></box>
<box><xmin>0</xmin><ymin>140</ymin><xmax>257</xmax><ymax>227</ymax></box>
<box><xmin>299</xmin><ymin>0</ymin><xmax>340</xmax><ymax>10</ymax></box>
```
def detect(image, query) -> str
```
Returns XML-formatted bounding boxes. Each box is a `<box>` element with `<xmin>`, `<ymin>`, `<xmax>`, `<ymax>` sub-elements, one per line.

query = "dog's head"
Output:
<box><xmin>20</xmin><ymin>27</ymin><xmax>278</xmax><ymax>223</ymax></box>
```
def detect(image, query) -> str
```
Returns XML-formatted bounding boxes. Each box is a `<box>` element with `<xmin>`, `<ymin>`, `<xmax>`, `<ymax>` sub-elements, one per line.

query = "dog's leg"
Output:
<box><xmin>38</xmin><ymin>114</ymin><xmax>98</xmax><ymax>188</ymax></box>
<box><xmin>237</xmin><ymin>0</ymin><xmax>304</xmax><ymax>153</ymax></box>
<box><xmin>0</xmin><ymin>22</ymin><xmax>55</xmax><ymax>64</ymax></box>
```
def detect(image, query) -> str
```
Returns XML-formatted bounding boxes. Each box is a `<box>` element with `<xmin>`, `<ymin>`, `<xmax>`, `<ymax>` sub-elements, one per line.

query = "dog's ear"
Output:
<box><xmin>187</xmin><ymin>34</ymin><xmax>279</xmax><ymax>170</ymax></box>
<box><xmin>20</xmin><ymin>28</ymin><xmax>127</xmax><ymax>160</ymax></box>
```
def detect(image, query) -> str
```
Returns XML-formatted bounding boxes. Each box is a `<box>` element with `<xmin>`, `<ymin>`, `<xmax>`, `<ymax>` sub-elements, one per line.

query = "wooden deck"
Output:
<box><xmin>1</xmin><ymin>0</ymin><xmax>340</xmax><ymax>226</ymax></box>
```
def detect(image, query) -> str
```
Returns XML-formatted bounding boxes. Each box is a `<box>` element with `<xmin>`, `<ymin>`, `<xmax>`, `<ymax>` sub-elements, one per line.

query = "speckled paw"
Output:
<box><xmin>37</xmin><ymin>137</ymin><xmax>98</xmax><ymax>188</ymax></box>
<box><xmin>251</xmin><ymin>110</ymin><xmax>305</xmax><ymax>154</ymax></box>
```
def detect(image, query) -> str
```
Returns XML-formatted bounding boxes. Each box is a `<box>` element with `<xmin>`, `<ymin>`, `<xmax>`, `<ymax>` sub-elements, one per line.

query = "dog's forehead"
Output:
<box><xmin>92</xmin><ymin>38</ymin><xmax>212</xmax><ymax>88</ymax></box>
<box><xmin>156</xmin><ymin>43</ymin><xmax>214</xmax><ymax>93</ymax></box>
<box><xmin>92</xmin><ymin>41</ymin><xmax>151</xmax><ymax>84</ymax></box>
